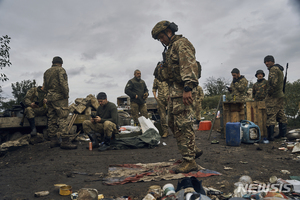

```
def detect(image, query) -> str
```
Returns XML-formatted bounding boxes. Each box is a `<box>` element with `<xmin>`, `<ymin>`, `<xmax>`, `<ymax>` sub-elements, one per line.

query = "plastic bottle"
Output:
<box><xmin>130</xmin><ymin>119</ymin><xmax>134</xmax><ymax>126</ymax></box>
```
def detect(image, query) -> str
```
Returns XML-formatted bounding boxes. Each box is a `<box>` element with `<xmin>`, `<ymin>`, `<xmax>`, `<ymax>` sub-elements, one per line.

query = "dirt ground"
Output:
<box><xmin>0</xmin><ymin>126</ymin><xmax>299</xmax><ymax>200</ymax></box>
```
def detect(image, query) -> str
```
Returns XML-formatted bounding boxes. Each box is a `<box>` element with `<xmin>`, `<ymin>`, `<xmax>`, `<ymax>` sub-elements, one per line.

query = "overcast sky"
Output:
<box><xmin>1</xmin><ymin>0</ymin><xmax>300</xmax><ymax>104</ymax></box>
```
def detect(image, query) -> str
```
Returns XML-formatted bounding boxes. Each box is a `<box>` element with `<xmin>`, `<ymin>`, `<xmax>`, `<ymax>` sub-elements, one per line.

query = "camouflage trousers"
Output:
<box><xmin>195</xmin><ymin>100</ymin><xmax>202</xmax><ymax>121</ymax></box>
<box><xmin>25</xmin><ymin>106</ymin><xmax>47</xmax><ymax>119</ymax></box>
<box><xmin>47</xmin><ymin>99</ymin><xmax>69</xmax><ymax>139</ymax></box>
<box><xmin>156</xmin><ymin>97</ymin><xmax>168</xmax><ymax>135</ymax></box>
<box><xmin>130</xmin><ymin>102</ymin><xmax>148</xmax><ymax>123</ymax></box>
<box><xmin>82</xmin><ymin>120</ymin><xmax>117</xmax><ymax>141</ymax></box>
<box><xmin>168</xmin><ymin>97</ymin><xmax>196</xmax><ymax>161</ymax></box>
<box><xmin>265</xmin><ymin>96</ymin><xmax>287</xmax><ymax>126</ymax></box>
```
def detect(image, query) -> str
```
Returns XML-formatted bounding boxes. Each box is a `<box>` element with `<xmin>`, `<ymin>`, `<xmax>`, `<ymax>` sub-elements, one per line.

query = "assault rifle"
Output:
<box><xmin>283</xmin><ymin>63</ymin><xmax>288</xmax><ymax>93</ymax></box>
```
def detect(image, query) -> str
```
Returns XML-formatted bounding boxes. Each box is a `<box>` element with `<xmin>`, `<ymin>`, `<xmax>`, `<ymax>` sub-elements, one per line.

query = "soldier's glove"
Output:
<box><xmin>143</xmin><ymin>92</ymin><xmax>149</xmax><ymax>100</ymax></box>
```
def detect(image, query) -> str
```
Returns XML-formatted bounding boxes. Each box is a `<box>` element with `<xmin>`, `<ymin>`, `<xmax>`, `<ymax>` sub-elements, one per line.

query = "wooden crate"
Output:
<box><xmin>222</xmin><ymin>102</ymin><xmax>245</xmax><ymax>137</ymax></box>
<box><xmin>246</xmin><ymin>101</ymin><xmax>267</xmax><ymax>137</ymax></box>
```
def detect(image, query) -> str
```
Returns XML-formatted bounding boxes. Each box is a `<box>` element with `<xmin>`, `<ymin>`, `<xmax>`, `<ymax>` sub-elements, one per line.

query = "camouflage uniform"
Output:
<box><xmin>158</xmin><ymin>35</ymin><xmax>199</xmax><ymax>162</ymax></box>
<box><xmin>229</xmin><ymin>75</ymin><xmax>248</xmax><ymax>102</ymax></box>
<box><xmin>82</xmin><ymin>101</ymin><xmax>118</xmax><ymax>140</ymax></box>
<box><xmin>43</xmin><ymin>63</ymin><xmax>69</xmax><ymax>139</ymax></box>
<box><xmin>125</xmin><ymin>77</ymin><xmax>148</xmax><ymax>123</ymax></box>
<box><xmin>265</xmin><ymin>64</ymin><xmax>287</xmax><ymax>126</ymax></box>
<box><xmin>195</xmin><ymin>85</ymin><xmax>204</xmax><ymax>121</ymax></box>
<box><xmin>252</xmin><ymin>78</ymin><xmax>268</xmax><ymax>101</ymax></box>
<box><xmin>152</xmin><ymin>78</ymin><xmax>169</xmax><ymax>135</ymax></box>
<box><xmin>24</xmin><ymin>86</ymin><xmax>47</xmax><ymax>118</ymax></box>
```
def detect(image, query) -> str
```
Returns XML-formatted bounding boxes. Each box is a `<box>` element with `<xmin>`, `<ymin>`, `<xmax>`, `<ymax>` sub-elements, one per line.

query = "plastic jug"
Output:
<box><xmin>226</xmin><ymin>122</ymin><xmax>242</xmax><ymax>146</ymax></box>
<box><xmin>240</xmin><ymin>120</ymin><xmax>261</xmax><ymax>143</ymax></box>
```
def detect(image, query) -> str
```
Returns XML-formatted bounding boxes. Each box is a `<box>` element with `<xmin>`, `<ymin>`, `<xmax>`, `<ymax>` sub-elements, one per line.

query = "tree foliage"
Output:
<box><xmin>203</xmin><ymin>76</ymin><xmax>230</xmax><ymax>96</ymax></box>
<box><xmin>284</xmin><ymin>80</ymin><xmax>300</xmax><ymax>121</ymax></box>
<box><xmin>0</xmin><ymin>35</ymin><xmax>12</xmax><ymax>82</ymax></box>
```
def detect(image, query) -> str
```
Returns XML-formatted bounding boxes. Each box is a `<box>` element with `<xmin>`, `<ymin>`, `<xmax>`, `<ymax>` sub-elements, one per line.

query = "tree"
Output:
<box><xmin>284</xmin><ymin>80</ymin><xmax>300</xmax><ymax>125</ymax></box>
<box><xmin>0</xmin><ymin>79</ymin><xmax>36</xmax><ymax>111</ymax></box>
<box><xmin>203</xmin><ymin>76</ymin><xmax>230</xmax><ymax>96</ymax></box>
<box><xmin>0</xmin><ymin>35</ymin><xmax>12</xmax><ymax>82</ymax></box>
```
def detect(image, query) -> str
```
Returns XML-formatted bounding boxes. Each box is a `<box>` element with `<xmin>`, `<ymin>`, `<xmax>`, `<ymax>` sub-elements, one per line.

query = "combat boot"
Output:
<box><xmin>60</xmin><ymin>137</ymin><xmax>77</xmax><ymax>150</ymax></box>
<box><xmin>28</xmin><ymin>118</ymin><xmax>37</xmax><ymax>136</ymax></box>
<box><xmin>50</xmin><ymin>137</ymin><xmax>60</xmax><ymax>148</ymax></box>
<box><xmin>173</xmin><ymin>159</ymin><xmax>198</xmax><ymax>174</ymax></box>
<box><xmin>86</xmin><ymin>132</ymin><xmax>99</xmax><ymax>149</ymax></box>
<box><xmin>267</xmin><ymin>125</ymin><xmax>275</xmax><ymax>141</ymax></box>
<box><xmin>195</xmin><ymin>146</ymin><xmax>203</xmax><ymax>159</ymax></box>
<box><xmin>275</xmin><ymin>123</ymin><xmax>287</xmax><ymax>139</ymax></box>
<box><xmin>98</xmin><ymin>136</ymin><xmax>111</xmax><ymax>151</ymax></box>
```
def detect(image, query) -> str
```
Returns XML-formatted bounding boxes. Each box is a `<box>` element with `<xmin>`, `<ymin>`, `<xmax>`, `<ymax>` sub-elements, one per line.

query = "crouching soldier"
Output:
<box><xmin>24</xmin><ymin>85</ymin><xmax>48</xmax><ymax>136</ymax></box>
<box><xmin>82</xmin><ymin>92</ymin><xmax>118</xmax><ymax>151</ymax></box>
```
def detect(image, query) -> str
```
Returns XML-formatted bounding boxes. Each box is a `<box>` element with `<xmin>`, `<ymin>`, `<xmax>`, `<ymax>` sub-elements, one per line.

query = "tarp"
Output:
<box><xmin>110</xmin><ymin>128</ymin><xmax>161</xmax><ymax>150</ymax></box>
<box><xmin>102</xmin><ymin>160</ymin><xmax>221</xmax><ymax>185</ymax></box>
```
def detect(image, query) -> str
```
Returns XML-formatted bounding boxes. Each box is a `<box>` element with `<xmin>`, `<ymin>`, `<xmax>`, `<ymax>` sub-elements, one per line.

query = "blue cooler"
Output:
<box><xmin>240</xmin><ymin>120</ymin><xmax>261</xmax><ymax>143</ymax></box>
<box><xmin>226</xmin><ymin>122</ymin><xmax>242</xmax><ymax>146</ymax></box>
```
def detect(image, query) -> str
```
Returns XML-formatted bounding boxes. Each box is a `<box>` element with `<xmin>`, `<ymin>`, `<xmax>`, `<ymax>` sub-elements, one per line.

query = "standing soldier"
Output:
<box><xmin>195</xmin><ymin>85</ymin><xmax>204</xmax><ymax>126</ymax></box>
<box><xmin>252</xmin><ymin>70</ymin><xmax>268</xmax><ymax>101</ymax></box>
<box><xmin>227</xmin><ymin>68</ymin><xmax>248</xmax><ymax>102</ymax></box>
<box><xmin>153</xmin><ymin>62</ymin><xmax>169</xmax><ymax>138</ymax></box>
<box><xmin>125</xmin><ymin>69</ymin><xmax>149</xmax><ymax>125</ymax></box>
<box><xmin>151</xmin><ymin>20</ymin><xmax>203</xmax><ymax>173</ymax></box>
<box><xmin>264</xmin><ymin>55</ymin><xmax>287</xmax><ymax>140</ymax></box>
<box><xmin>24</xmin><ymin>85</ymin><xmax>48</xmax><ymax>136</ymax></box>
<box><xmin>43</xmin><ymin>56</ymin><xmax>77</xmax><ymax>149</ymax></box>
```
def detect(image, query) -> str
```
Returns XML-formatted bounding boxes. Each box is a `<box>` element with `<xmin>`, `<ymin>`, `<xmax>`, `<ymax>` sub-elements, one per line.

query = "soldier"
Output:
<box><xmin>43</xmin><ymin>56</ymin><xmax>77</xmax><ymax>149</ymax></box>
<box><xmin>252</xmin><ymin>70</ymin><xmax>268</xmax><ymax>101</ymax></box>
<box><xmin>264</xmin><ymin>55</ymin><xmax>287</xmax><ymax>141</ymax></box>
<box><xmin>195</xmin><ymin>85</ymin><xmax>204</xmax><ymax>126</ymax></box>
<box><xmin>82</xmin><ymin>92</ymin><xmax>118</xmax><ymax>151</ymax></box>
<box><xmin>23</xmin><ymin>85</ymin><xmax>47</xmax><ymax>136</ymax></box>
<box><xmin>151</xmin><ymin>20</ymin><xmax>203</xmax><ymax>173</ymax></box>
<box><xmin>125</xmin><ymin>69</ymin><xmax>149</xmax><ymax>125</ymax></box>
<box><xmin>227</xmin><ymin>68</ymin><xmax>248</xmax><ymax>102</ymax></box>
<box><xmin>152</xmin><ymin>62</ymin><xmax>169</xmax><ymax>138</ymax></box>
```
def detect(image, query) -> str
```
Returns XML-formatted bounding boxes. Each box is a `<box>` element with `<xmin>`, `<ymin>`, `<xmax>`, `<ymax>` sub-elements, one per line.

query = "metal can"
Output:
<box><xmin>223</xmin><ymin>95</ymin><xmax>226</xmax><ymax>102</ymax></box>
<box><xmin>89</xmin><ymin>142</ymin><xmax>92</xmax><ymax>150</ymax></box>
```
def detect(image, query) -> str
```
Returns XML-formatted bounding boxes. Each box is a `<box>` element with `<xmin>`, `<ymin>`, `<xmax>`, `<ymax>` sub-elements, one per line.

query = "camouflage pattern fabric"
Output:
<box><xmin>47</xmin><ymin>99</ymin><xmax>69</xmax><ymax>138</ymax></box>
<box><xmin>152</xmin><ymin>78</ymin><xmax>169</xmax><ymax>134</ymax></box>
<box><xmin>130</xmin><ymin>102</ymin><xmax>148</xmax><ymax>124</ymax></box>
<box><xmin>230</xmin><ymin>75</ymin><xmax>248</xmax><ymax>102</ymax></box>
<box><xmin>158</xmin><ymin>35</ymin><xmax>199</xmax><ymax>161</ymax></box>
<box><xmin>83</xmin><ymin>120</ymin><xmax>117</xmax><ymax>138</ymax></box>
<box><xmin>24</xmin><ymin>87</ymin><xmax>47</xmax><ymax>118</ymax></box>
<box><xmin>43</xmin><ymin>64</ymin><xmax>69</xmax><ymax>138</ymax></box>
<box><xmin>195</xmin><ymin>85</ymin><xmax>204</xmax><ymax>121</ymax></box>
<box><xmin>252</xmin><ymin>78</ymin><xmax>268</xmax><ymax>101</ymax></box>
<box><xmin>43</xmin><ymin>64</ymin><xmax>69</xmax><ymax>102</ymax></box>
<box><xmin>168</xmin><ymin>97</ymin><xmax>196</xmax><ymax>161</ymax></box>
<box><xmin>265</xmin><ymin>64</ymin><xmax>287</xmax><ymax>126</ymax></box>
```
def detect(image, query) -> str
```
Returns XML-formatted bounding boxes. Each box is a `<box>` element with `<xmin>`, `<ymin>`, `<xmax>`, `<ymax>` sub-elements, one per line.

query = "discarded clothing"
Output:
<box><xmin>103</xmin><ymin>160</ymin><xmax>221</xmax><ymax>185</ymax></box>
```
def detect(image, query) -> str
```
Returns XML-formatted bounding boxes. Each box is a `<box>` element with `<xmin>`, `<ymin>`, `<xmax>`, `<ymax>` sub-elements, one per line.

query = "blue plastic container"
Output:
<box><xmin>226</xmin><ymin>122</ymin><xmax>242</xmax><ymax>146</ymax></box>
<box><xmin>240</xmin><ymin>120</ymin><xmax>261</xmax><ymax>143</ymax></box>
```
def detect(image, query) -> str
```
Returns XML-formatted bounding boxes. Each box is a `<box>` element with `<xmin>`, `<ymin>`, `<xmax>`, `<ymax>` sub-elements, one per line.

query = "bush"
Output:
<box><xmin>202</xmin><ymin>95</ymin><xmax>222</xmax><ymax>110</ymax></box>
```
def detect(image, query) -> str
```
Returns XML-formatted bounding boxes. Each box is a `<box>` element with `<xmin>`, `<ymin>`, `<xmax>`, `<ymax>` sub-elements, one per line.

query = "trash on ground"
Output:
<box><xmin>280</xmin><ymin>170</ymin><xmax>291</xmax><ymax>174</ymax></box>
<box><xmin>34</xmin><ymin>191</ymin><xmax>49</xmax><ymax>197</ymax></box>
<box><xmin>224</xmin><ymin>166</ymin><xmax>233</xmax><ymax>170</ymax></box>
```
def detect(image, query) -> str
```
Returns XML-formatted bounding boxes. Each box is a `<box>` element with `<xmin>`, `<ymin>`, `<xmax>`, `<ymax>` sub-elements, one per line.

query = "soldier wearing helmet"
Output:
<box><xmin>151</xmin><ymin>20</ymin><xmax>202</xmax><ymax>173</ymax></box>
<box><xmin>252</xmin><ymin>69</ymin><xmax>268</xmax><ymax>101</ymax></box>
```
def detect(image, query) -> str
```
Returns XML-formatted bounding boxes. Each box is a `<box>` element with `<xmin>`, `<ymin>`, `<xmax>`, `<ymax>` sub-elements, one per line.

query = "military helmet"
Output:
<box><xmin>255</xmin><ymin>69</ymin><xmax>265</xmax><ymax>77</ymax></box>
<box><xmin>52</xmin><ymin>56</ymin><xmax>63</xmax><ymax>64</ymax></box>
<box><xmin>151</xmin><ymin>20</ymin><xmax>178</xmax><ymax>39</ymax></box>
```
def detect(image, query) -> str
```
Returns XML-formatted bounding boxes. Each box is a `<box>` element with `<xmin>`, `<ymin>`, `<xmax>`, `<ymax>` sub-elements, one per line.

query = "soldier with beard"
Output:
<box><xmin>227</xmin><ymin>68</ymin><xmax>248</xmax><ymax>102</ymax></box>
<box><xmin>125</xmin><ymin>69</ymin><xmax>149</xmax><ymax>125</ymax></box>
<box><xmin>264</xmin><ymin>55</ymin><xmax>287</xmax><ymax>141</ymax></box>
